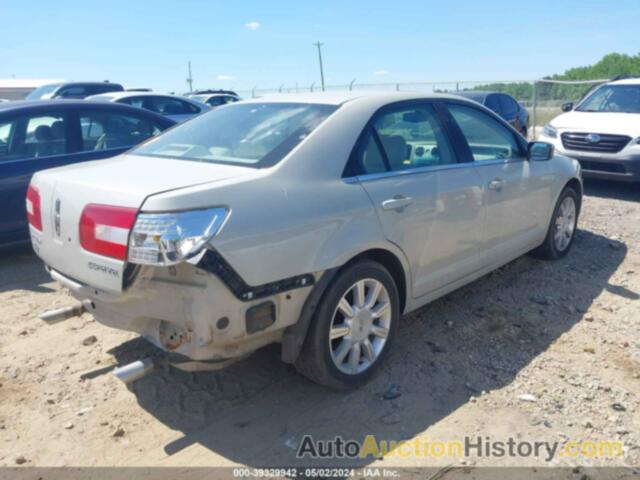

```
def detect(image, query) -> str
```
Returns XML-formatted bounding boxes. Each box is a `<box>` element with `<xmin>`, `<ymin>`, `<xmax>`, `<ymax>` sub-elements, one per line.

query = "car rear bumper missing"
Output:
<box><xmin>43</xmin><ymin>256</ymin><xmax>316</xmax><ymax>363</ymax></box>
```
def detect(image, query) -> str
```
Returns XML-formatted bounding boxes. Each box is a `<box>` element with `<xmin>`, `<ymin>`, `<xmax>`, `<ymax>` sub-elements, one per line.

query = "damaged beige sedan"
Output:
<box><xmin>29</xmin><ymin>92</ymin><xmax>582</xmax><ymax>389</ymax></box>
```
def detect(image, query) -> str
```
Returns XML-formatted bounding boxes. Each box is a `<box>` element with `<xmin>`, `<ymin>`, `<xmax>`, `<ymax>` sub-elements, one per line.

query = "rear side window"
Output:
<box><xmin>499</xmin><ymin>95</ymin><xmax>517</xmax><ymax>116</ymax></box>
<box><xmin>79</xmin><ymin>110</ymin><xmax>163</xmax><ymax>152</ymax></box>
<box><xmin>89</xmin><ymin>84</ymin><xmax>122</xmax><ymax>95</ymax></box>
<box><xmin>485</xmin><ymin>95</ymin><xmax>500</xmax><ymax>113</ymax></box>
<box><xmin>24</xmin><ymin>115</ymin><xmax>68</xmax><ymax>157</ymax></box>
<box><xmin>348</xmin><ymin>103</ymin><xmax>455</xmax><ymax>176</ymax></box>
<box><xmin>0</xmin><ymin>113</ymin><xmax>68</xmax><ymax>161</ymax></box>
<box><xmin>57</xmin><ymin>86</ymin><xmax>86</xmax><ymax>98</ymax></box>
<box><xmin>447</xmin><ymin>104</ymin><xmax>522</xmax><ymax>162</ymax></box>
<box><xmin>146</xmin><ymin>97</ymin><xmax>199</xmax><ymax>115</ymax></box>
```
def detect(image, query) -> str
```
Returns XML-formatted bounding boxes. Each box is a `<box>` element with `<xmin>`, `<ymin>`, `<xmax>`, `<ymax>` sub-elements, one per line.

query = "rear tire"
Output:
<box><xmin>531</xmin><ymin>186</ymin><xmax>579</xmax><ymax>260</ymax></box>
<box><xmin>295</xmin><ymin>260</ymin><xmax>400</xmax><ymax>389</ymax></box>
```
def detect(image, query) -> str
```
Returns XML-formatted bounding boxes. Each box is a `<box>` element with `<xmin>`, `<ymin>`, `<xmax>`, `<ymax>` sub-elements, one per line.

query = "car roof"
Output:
<box><xmin>90</xmin><ymin>91</ymin><xmax>185</xmax><ymax>100</ymax></box>
<box><xmin>0</xmin><ymin>99</ymin><xmax>176</xmax><ymax>123</ymax></box>
<box><xmin>194</xmin><ymin>93</ymin><xmax>237</xmax><ymax>98</ymax></box>
<box><xmin>608</xmin><ymin>78</ymin><xmax>640</xmax><ymax>86</ymax></box>
<box><xmin>242</xmin><ymin>91</ymin><xmax>474</xmax><ymax>106</ymax></box>
<box><xmin>38</xmin><ymin>81</ymin><xmax>123</xmax><ymax>89</ymax></box>
<box><xmin>453</xmin><ymin>91</ymin><xmax>504</xmax><ymax>100</ymax></box>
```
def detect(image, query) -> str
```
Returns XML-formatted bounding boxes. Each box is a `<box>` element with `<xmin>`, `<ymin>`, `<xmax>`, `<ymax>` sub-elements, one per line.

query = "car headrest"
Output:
<box><xmin>50</xmin><ymin>121</ymin><xmax>65</xmax><ymax>139</ymax></box>
<box><xmin>35</xmin><ymin>125</ymin><xmax>53</xmax><ymax>142</ymax></box>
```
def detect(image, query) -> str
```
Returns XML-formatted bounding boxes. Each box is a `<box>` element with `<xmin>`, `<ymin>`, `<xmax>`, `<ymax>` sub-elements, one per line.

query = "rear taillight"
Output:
<box><xmin>79</xmin><ymin>204</ymin><xmax>138</xmax><ymax>260</ymax></box>
<box><xmin>26</xmin><ymin>184</ymin><xmax>42</xmax><ymax>231</ymax></box>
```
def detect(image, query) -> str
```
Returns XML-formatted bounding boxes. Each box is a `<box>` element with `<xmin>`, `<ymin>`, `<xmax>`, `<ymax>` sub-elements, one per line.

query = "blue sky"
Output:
<box><xmin>2</xmin><ymin>0</ymin><xmax>638</xmax><ymax>93</ymax></box>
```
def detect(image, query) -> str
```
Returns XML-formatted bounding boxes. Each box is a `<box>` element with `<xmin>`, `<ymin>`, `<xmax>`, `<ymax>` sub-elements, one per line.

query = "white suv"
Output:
<box><xmin>540</xmin><ymin>78</ymin><xmax>640</xmax><ymax>182</ymax></box>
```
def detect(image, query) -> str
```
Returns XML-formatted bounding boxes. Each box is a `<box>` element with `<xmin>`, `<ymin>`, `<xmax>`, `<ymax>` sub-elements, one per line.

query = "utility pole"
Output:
<box><xmin>312</xmin><ymin>41</ymin><xmax>325</xmax><ymax>92</ymax></box>
<box><xmin>186</xmin><ymin>61</ymin><xmax>194</xmax><ymax>93</ymax></box>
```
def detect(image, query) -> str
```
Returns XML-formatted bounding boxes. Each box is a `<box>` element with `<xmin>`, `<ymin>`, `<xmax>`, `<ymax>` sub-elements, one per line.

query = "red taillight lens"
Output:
<box><xmin>26</xmin><ymin>184</ymin><xmax>42</xmax><ymax>231</ymax></box>
<box><xmin>79</xmin><ymin>204</ymin><xmax>138</xmax><ymax>260</ymax></box>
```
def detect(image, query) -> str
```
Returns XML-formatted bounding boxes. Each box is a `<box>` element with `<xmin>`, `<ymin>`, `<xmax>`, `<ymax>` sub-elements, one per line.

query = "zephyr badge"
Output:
<box><xmin>54</xmin><ymin>198</ymin><xmax>61</xmax><ymax>237</ymax></box>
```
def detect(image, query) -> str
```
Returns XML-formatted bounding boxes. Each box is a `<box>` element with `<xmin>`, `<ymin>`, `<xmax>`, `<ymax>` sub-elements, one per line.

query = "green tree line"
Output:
<box><xmin>466</xmin><ymin>53</ymin><xmax>640</xmax><ymax>101</ymax></box>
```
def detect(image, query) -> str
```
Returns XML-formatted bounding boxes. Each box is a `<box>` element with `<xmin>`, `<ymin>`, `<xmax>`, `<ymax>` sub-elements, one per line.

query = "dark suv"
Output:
<box><xmin>26</xmin><ymin>82</ymin><xmax>124</xmax><ymax>100</ymax></box>
<box><xmin>454</xmin><ymin>91</ymin><xmax>529</xmax><ymax>137</ymax></box>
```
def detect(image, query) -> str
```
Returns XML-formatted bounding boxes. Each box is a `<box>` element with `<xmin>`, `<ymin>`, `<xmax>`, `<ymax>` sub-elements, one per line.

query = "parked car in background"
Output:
<box><xmin>29</xmin><ymin>92</ymin><xmax>581</xmax><ymax>389</ymax></box>
<box><xmin>0</xmin><ymin>99</ymin><xmax>9</xmax><ymax>103</ymax></box>
<box><xmin>540</xmin><ymin>78</ymin><xmax>640</xmax><ymax>183</ymax></box>
<box><xmin>87</xmin><ymin>92</ymin><xmax>209</xmax><ymax>122</ymax></box>
<box><xmin>0</xmin><ymin>100</ymin><xmax>175</xmax><ymax>247</ymax></box>
<box><xmin>190</xmin><ymin>92</ymin><xmax>240</xmax><ymax>108</ymax></box>
<box><xmin>184</xmin><ymin>89</ymin><xmax>239</xmax><ymax>98</ymax></box>
<box><xmin>25</xmin><ymin>82</ymin><xmax>124</xmax><ymax>100</ymax></box>
<box><xmin>454</xmin><ymin>91</ymin><xmax>529</xmax><ymax>137</ymax></box>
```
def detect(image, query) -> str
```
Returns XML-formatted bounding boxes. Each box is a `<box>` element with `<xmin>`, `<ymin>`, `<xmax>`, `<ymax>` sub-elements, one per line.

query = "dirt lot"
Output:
<box><xmin>1</xmin><ymin>180</ymin><xmax>639</xmax><ymax>473</ymax></box>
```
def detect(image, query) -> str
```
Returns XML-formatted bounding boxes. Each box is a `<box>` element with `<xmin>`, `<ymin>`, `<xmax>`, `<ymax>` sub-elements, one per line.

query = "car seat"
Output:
<box><xmin>33</xmin><ymin>125</ymin><xmax>55</xmax><ymax>157</ymax></box>
<box><xmin>379</xmin><ymin>134</ymin><xmax>408</xmax><ymax>170</ymax></box>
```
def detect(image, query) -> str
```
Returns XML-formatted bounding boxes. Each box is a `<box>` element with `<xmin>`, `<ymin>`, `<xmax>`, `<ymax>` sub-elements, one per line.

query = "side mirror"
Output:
<box><xmin>528</xmin><ymin>141</ymin><xmax>554</xmax><ymax>161</ymax></box>
<box><xmin>561</xmin><ymin>102</ymin><xmax>574</xmax><ymax>112</ymax></box>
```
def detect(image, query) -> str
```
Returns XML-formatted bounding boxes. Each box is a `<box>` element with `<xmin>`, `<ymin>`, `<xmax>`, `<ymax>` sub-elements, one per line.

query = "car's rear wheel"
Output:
<box><xmin>531</xmin><ymin>186</ymin><xmax>579</xmax><ymax>260</ymax></box>
<box><xmin>295</xmin><ymin>260</ymin><xmax>400</xmax><ymax>389</ymax></box>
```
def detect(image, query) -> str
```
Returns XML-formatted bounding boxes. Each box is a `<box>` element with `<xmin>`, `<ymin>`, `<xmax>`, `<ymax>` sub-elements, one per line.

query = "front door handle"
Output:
<box><xmin>488</xmin><ymin>178</ymin><xmax>505</xmax><ymax>191</ymax></box>
<box><xmin>382</xmin><ymin>195</ymin><xmax>413</xmax><ymax>211</ymax></box>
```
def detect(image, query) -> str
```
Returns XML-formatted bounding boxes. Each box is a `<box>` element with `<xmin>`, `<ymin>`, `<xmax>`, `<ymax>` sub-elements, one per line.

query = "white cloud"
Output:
<box><xmin>245</xmin><ymin>21</ymin><xmax>261</xmax><ymax>30</ymax></box>
<box><xmin>373</xmin><ymin>70</ymin><xmax>389</xmax><ymax>76</ymax></box>
<box><xmin>216</xmin><ymin>74</ymin><xmax>235</xmax><ymax>81</ymax></box>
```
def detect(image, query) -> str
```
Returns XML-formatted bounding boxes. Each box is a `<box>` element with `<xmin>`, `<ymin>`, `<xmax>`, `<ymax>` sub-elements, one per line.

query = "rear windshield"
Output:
<box><xmin>134</xmin><ymin>102</ymin><xmax>338</xmax><ymax>167</ymax></box>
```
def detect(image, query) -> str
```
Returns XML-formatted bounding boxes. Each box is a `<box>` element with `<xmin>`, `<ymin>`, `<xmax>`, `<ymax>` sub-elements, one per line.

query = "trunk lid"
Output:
<box><xmin>30</xmin><ymin>154</ymin><xmax>256</xmax><ymax>293</ymax></box>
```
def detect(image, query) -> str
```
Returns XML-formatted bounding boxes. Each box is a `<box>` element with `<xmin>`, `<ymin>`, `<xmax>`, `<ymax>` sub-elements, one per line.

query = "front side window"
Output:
<box><xmin>198</xmin><ymin>95</ymin><xmax>225</xmax><ymax>106</ymax></box>
<box><xmin>577</xmin><ymin>84</ymin><xmax>640</xmax><ymax>113</ymax></box>
<box><xmin>135</xmin><ymin>102</ymin><xmax>337</xmax><ymax>167</ymax></box>
<box><xmin>147</xmin><ymin>97</ymin><xmax>198</xmax><ymax>115</ymax></box>
<box><xmin>447</xmin><ymin>104</ymin><xmax>522</xmax><ymax>162</ymax></box>
<box><xmin>79</xmin><ymin>110</ymin><xmax>162</xmax><ymax>151</ymax></box>
<box><xmin>349</xmin><ymin>104</ymin><xmax>455</xmax><ymax>175</ymax></box>
<box><xmin>119</xmin><ymin>96</ymin><xmax>146</xmax><ymax>109</ymax></box>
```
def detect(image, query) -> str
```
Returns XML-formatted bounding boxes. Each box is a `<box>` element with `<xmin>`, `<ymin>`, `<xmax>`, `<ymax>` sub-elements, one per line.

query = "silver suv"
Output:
<box><xmin>29</xmin><ymin>92</ymin><xmax>582</xmax><ymax>389</ymax></box>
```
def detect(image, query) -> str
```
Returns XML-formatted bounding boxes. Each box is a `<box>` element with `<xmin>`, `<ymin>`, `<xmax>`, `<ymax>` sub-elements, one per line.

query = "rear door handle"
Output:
<box><xmin>382</xmin><ymin>195</ymin><xmax>413</xmax><ymax>211</ymax></box>
<box><xmin>488</xmin><ymin>178</ymin><xmax>505</xmax><ymax>191</ymax></box>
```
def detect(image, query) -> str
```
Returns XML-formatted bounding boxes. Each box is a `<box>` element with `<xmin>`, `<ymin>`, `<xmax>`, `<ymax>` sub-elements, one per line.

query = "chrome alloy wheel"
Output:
<box><xmin>554</xmin><ymin>196</ymin><xmax>576</xmax><ymax>252</ymax></box>
<box><xmin>329</xmin><ymin>278</ymin><xmax>392</xmax><ymax>375</ymax></box>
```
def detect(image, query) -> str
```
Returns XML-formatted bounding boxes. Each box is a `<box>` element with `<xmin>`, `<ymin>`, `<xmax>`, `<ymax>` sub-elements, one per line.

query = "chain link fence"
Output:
<box><xmin>236</xmin><ymin>78</ymin><xmax>610</xmax><ymax>137</ymax></box>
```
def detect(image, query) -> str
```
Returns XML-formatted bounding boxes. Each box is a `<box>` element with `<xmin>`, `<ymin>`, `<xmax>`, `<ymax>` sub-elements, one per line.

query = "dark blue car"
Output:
<box><xmin>0</xmin><ymin>100</ymin><xmax>175</xmax><ymax>247</ymax></box>
<box><xmin>454</xmin><ymin>91</ymin><xmax>529</xmax><ymax>137</ymax></box>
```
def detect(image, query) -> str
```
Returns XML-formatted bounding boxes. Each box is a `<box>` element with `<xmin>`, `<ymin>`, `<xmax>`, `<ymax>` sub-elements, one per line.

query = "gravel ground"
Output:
<box><xmin>0</xmin><ymin>180</ymin><xmax>638</xmax><ymax>474</ymax></box>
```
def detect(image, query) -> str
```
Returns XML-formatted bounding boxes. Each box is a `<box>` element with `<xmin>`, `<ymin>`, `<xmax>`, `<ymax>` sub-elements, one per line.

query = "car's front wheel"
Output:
<box><xmin>295</xmin><ymin>260</ymin><xmax>400</xmax><ymax>389</ymax></box>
